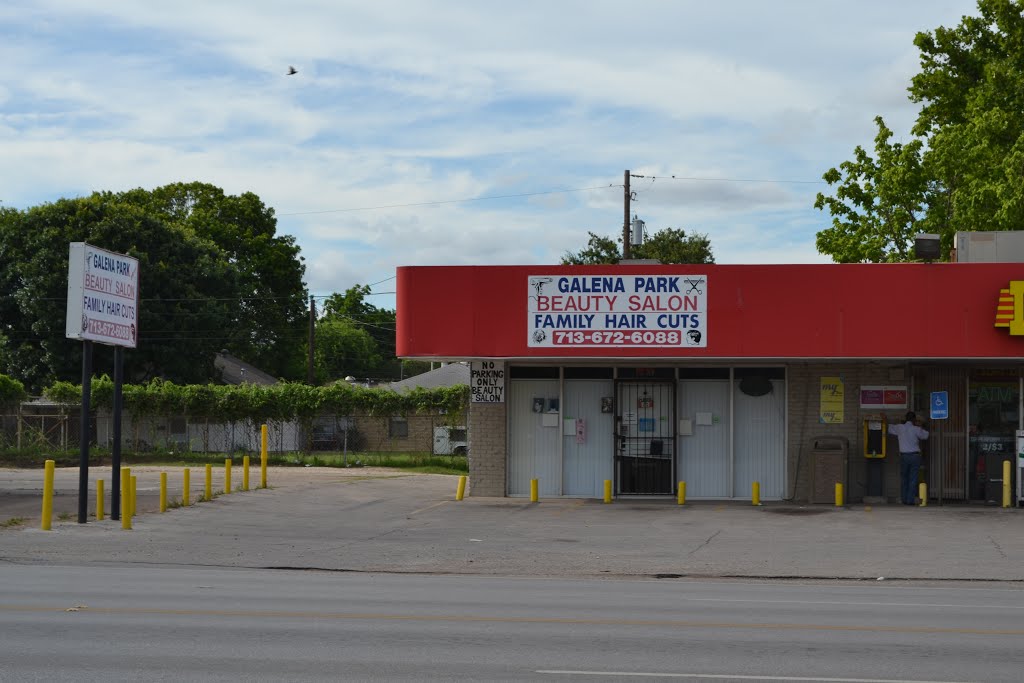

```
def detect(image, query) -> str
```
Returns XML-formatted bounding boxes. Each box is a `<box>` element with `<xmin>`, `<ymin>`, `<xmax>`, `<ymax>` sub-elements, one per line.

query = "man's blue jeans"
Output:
<box><xmin>900</xmin><ymin>452</ymin><xmax>922</xmax><ymax>505</ymax></box>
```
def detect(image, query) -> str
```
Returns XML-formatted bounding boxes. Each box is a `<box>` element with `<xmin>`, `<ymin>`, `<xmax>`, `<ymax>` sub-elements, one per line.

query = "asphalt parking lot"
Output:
<box><xmin>2</xmin><ymin>465</ymin><xmax>1024</xmax><ymax>582</ymax></box>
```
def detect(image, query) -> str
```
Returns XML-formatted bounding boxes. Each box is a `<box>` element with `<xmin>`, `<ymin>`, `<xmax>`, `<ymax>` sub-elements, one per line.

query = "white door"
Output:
<box><xmin>563</xmin><ymin>380</ymin><xmax>614</xmax><ymax>497</ymax></box>
<box><xmin>678</xmin><ymin>380</ymin><xmax>730</xmax><ymax>498</ymax></box>
<box><xmin>734</xmin><ymin>378</ymin><xmax>786</xmax><ymax>499</ymax></box>
<box><xmin>508</xmin><ymin>379</ymin><xmax>561</xmax><ymax>496</ymax></box>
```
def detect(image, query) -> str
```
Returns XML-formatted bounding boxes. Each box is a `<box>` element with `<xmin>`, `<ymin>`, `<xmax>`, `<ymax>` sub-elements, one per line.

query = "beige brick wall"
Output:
<box><xmin>467</xmin><ymin>402</ymin><xmax>506</xmax><ymax>496</ymax></box>
<box><xmin>786</xmin><ymin>362</ymin><xmax>908</xmax><ymax>503</ymax></box>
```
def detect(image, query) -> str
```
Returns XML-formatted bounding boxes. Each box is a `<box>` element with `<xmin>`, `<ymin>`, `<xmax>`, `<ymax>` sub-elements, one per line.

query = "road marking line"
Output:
<box><xmin>663</xmin><ymin>596</ymin><xmax>1024</xmax><ymax>610</ymax></box>
<box><xmin>0</xmin><ymin>604</ymin><xmax>1021</xmax><ymax>636</ymax></box>
<box><xmin>536</xmin><ymin>671</ymin><xmax>975</xmax><ymax>683</ymax></box>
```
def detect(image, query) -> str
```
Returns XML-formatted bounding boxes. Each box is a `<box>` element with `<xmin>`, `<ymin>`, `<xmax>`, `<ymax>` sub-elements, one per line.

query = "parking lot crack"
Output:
<box><xmin>687</xmin><ymin>529</ymin><xmax>722</xmax><ymax>556</ymax></box>
<box><xmin>988</xmin><ymin>535</ymin><xmax>1008</xmax><ymax>559</ymax></box>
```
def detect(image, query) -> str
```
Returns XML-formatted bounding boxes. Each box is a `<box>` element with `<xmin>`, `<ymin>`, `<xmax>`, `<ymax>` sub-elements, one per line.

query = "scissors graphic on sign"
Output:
<box><xmin>684</xmin><ymin>278</ymin><xmax>705</xmax><ymax>294</ymax></box>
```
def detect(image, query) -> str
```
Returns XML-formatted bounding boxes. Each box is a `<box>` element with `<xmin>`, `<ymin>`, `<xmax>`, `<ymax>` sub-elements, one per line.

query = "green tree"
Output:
<box><xmin>322</xmin><ymin>285</ymin><xmax>396</xmax><ymax>359</ymax></box>
<box><xmin>118</xmin><ymin>182</ymin><xmax>307</xmax><ymax>377</ymax></box>
<box><xmin>0</xmin><ymin>195</ymin><xmax>238</xmax><ymax>391</ymax></box>
<box><xmin>0</xmin><ymin>185</ymin><xmax>307</xmax><ymax>391</ymax></box>
<box><xmin>313</xmin><ymin>319</ymin><xmax>383</xmax><ymax>383</ymax></box>
<box><xmin>814</xmin><ymin>117</ymin><xmax>931</xmax><ymax>262</ymax></box>
<box><xmin>816</xmin><ymin>0</ymin><xmax>1024</xmax><ymax>262</ymax></box>
<box><xmin>561</xmin><ymin>228</ymin><xmax>715</xmax><ymax>265</ymax></box>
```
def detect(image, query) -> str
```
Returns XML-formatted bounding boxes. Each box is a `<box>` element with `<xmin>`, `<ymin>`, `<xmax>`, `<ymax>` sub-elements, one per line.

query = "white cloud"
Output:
<box><xmin>0</xmin><ymin>0</ymin><xmax>981</xmax><ymax>305</ymax></box>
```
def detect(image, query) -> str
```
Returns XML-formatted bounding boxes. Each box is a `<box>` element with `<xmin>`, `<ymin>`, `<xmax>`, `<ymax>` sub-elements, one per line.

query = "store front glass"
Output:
<box><xmin>968</xmin><ymin>369</ymin><xmax>1020</xmax><ymax>503</ymax></box>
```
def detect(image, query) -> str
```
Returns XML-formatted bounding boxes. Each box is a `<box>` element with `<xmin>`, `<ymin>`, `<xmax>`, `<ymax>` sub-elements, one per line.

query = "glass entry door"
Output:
<box><xmin>968</xmin><ymin>370</ymin><xmax>1019</xmax><ymax>504</ymax></box>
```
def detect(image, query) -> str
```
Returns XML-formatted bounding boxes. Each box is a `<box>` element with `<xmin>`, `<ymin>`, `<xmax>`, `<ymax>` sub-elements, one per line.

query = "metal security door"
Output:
<box><xmin>615</xmin><ymin>381</ymin><xmax>675</xmax><ymax>494</ymax></box>
<box><xmin>913</xmin><ymin>366</ymin><xmax>968</xmax><ymax>502</ymax></box>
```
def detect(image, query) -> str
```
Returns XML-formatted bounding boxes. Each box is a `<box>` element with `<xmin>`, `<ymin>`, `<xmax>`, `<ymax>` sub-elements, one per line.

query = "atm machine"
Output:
<box><xmin>864</xmin><ymin>416</ymin><xmax>887</xmax><ymax>499</ymax></box>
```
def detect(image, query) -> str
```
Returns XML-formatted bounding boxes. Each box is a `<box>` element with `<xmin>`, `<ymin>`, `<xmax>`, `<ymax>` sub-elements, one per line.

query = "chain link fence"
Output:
<box><xmin>1</xmin><ymin>408</ymin><xmax>465</xmax><ymax>456</ymax></box>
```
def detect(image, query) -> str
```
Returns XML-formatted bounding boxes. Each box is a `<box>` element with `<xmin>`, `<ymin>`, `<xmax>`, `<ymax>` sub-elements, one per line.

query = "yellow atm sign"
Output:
<box><xmin>995</xmin><ymin>282</ymin><xmax>1024</xmax><ymax>335</ymax></box>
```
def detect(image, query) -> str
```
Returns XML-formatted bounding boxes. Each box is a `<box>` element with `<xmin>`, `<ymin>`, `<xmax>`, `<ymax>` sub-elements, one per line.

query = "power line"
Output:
<box><xmin>630</xmin><ymin>173</ymin><xmax>826</xmax><ymax>185</ymax></box>
<box><xmin>278</xmin><ymin>185</ymin><xmax>619</xmax><ymax>216</ymax></box>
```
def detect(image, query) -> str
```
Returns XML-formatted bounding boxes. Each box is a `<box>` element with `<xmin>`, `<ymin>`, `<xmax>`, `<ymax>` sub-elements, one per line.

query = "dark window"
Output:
<box><xmin>678</xmin><ymin>368</ymin><xmax>730</xmax><ymax>379</ymax></box>
<box><xmin>389</xmin><ymin>417</ymin><xmax>409</xmax><ymax>438</ymax></box>
<box><xmin>564</xmin><ymin>367</ymin><xmax>614</xmax><ymax>379</ymax></box>
<box><xmin>509</xmin><ymin>366</ymin><xmax>560</xmax><ymax>379</ymax></box>
<box><xmin>734</xmin><ymin>367</ymin><xmax>786</xmax><ymax>380</ymax></box>
<box><xmin>617</xmin><ymin>367</ymin><xmax>675</xmax><ymax>380</ymax></box>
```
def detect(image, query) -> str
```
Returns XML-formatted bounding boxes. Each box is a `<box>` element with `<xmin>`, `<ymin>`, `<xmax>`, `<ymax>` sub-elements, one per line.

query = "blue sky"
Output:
<box><xmin>0</xmin><ymin>0</ymin><xmax>980</xmax><ymax>309</ymax></box>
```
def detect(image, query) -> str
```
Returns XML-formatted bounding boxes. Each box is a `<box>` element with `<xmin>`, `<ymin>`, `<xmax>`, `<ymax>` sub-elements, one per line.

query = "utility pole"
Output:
<box><xmin>307</xmin><ymin>295</ymin><xmax>316</xmax><ymax>384</ymax></box>
<box><xmin>622</xmin><ymin>169</ymin><xmax>631</xmax><ymax>260</ymax></box>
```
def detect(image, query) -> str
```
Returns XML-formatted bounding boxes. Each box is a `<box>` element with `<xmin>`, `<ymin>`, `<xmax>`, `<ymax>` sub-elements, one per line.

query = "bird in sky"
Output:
<box><xmin>287</xmin><ymin>66</ymin><xmax>298</xmax><ymax>75</ymax></box>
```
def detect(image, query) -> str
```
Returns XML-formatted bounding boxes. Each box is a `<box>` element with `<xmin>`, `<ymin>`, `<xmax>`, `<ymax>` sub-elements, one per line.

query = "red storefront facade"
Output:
<box><xmin>397</xmin><ymin>263</ymin><xmax>1024</xmax><ymax>503</ymax></box>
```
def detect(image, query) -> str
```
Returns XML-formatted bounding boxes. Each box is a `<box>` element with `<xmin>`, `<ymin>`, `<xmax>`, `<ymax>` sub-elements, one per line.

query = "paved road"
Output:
<box><xmin>1</xmin><ymin>565</ymin><xmax>1022</xmax><ymax>682</ymax></box>
<box><xmin>2</xmin><ymin>466</ymin><xmax>1024</xmax><ymax>582</ymax></box>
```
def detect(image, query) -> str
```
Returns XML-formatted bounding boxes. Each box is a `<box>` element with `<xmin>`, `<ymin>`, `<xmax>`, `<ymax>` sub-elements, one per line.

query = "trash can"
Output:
<box><xmin>810</xmin><ymin>436</ymin><xmax>848</xmax><ymax>504</ymax></box>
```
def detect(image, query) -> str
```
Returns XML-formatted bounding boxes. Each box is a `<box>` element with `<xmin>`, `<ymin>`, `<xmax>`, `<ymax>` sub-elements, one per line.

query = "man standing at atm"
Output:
<box><xmin>889</xmin><ymin>412</ymin><xmax>930</xmax><ymax>505</ymax></box>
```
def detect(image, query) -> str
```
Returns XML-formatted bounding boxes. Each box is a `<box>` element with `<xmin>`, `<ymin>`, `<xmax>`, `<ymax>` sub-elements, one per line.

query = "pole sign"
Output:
<box><xmin>930</xmin><ymin>391</ymin><xmax>949</xmax><ymax>420</ymax></box>
<box><xmin>471</xmin><ymin>361</ymin><xmax>505</xmax><ymax>403</ymax></box>
<box><xmin>65</xmin><ymin>243</ymin><xmax>140</xmax><ymax>348</ymax></box>
<box><xmin>527</xmin><ymin>274</ymin><xmax>707</xmax><ymax>348</ymax></box>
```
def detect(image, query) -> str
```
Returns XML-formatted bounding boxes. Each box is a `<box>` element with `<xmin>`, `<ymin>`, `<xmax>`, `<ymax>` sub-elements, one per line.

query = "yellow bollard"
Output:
<box><xmin>183</xmin><ymin>468</ymin><xmax>191</xmax><ymax>506</ymax></box>
<box><xmin>224</xmin><ymin>458</ymin><xmax>232</xmax><ymax>494</ymax></box>
<box><xmin>131</xmin><ymin>476</ymin><xmax>137</xmax><ymax>516</ymax></box>
<box><xmin>456</xmin><ymin>475</ymin><xmax>467</xmax><ymax>501</ymax></box>
<box><xmin>752</xmin><ymin>481</ymin><xmax>761</xmax><ymax>506</ymax></box>
<box><xmin>604</xmin><ymin>479</ymin><xmax>613</xmax><ymax>504</ymax></box>
<box><xmin>121</xmin><ymin>467</ymin><xmax>132</xmax><ymax>530</ymax></box>
<box><xmin>97</xmin><ymin>479</ymin><xmax>105</xmax><ymax>521</ymax></box>
<box><xmin>260</xmin><ymin>424</ymin><xmax>268</xmax><ymax>489</ymax></box>
<box><xmin>835</xmin><ymin>482</ymin><xmax>844</xmax><ymax>507</ymax></box>
<box><xmin>205</xmin><ymin>463</ymin><xmax>212</xmax><ymax>501</ymax></box>
<box><xmin>1003</xmin><ymin>460</ymin><xmax>1012</xmax><ymax>508</ymax></box>
<box><xmin>159</xmin><ymin>472</ymin><xmax>167</xmax><ymax>513</ymax></box>
<box><xmin>243</xmin><ymin>455</ymin><xmax>250</xmax><ymax>491</ymax></box>
<box><xmin>41</xmin><ymin>459</ymin><xmax>55</xmax><ymax>531</ymax></box>
<box><xmin>677</xmin><ymin>481</ymin><xmax>686</xmax><ymax>506</ymax></box>
<box><xmin>919</xmin><ymin>482</ymin><xmax>928</xmax><ymax>507</ymax></box>
<box><xmin>530</xmin><ymin>478</ymin><xmax>539</xmax><ymax>502</ymax></box>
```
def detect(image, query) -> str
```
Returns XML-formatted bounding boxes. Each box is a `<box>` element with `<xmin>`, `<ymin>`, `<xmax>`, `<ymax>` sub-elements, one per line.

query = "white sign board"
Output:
<box><xmin>527</xmin><ymin>274</ymin><xmax>707</xmax><ymax>348</ymax></box>
<box><xmin>470</xmin><ymin>361</ymin><xmax>505</xmax><ymax>403</ymax></box>
<box><xmin>65</xmin><ymin>242</ymin><xmax>140</xmax><ymax>348</ymax></box>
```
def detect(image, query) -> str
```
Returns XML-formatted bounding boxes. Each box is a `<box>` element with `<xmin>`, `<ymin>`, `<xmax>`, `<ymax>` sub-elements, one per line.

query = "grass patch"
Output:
<box><xmin>2</xmin><ymin>517</ymin><xmax>27</xmax><ymax>528</ymax></box>
<box><xmin>57</xmin><ymin>512</ymin><xmax>74</xmax><ymax>521</ymax></box>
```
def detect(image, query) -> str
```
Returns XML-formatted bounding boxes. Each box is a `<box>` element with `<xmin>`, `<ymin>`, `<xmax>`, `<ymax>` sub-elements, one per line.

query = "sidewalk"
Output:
<box><xmin>2</xmin><ymin>466</ymin><xmax>1023</xmax><ymax>582</ymax></box>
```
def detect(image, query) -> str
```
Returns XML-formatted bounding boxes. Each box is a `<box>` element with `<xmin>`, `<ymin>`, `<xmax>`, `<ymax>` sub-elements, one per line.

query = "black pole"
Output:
<box><xmin>111</xmin><ymin>345</ymin><xmax>123</xmax><ymax>520</ymax></box>
<box><xmin>622</xmin><ymin>170</ymin><xmax>631</xmax><ymax>260</ymax></box>
<box><xmin>307</xmin><ymin>295</ymin><xmax>316</xmax><ymax>384</ymax></box>
<box><xmin>78</xmin><ymin>341</ymin><xmax>93</xmax><ymax>524</ymax></box>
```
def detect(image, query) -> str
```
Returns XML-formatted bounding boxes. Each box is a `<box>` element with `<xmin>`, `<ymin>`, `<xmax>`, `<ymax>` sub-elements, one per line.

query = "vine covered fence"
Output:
<box><xmin>0</xmin><ymin>377</ymin><xmax>468</xmax><ymax>455</ymax></box>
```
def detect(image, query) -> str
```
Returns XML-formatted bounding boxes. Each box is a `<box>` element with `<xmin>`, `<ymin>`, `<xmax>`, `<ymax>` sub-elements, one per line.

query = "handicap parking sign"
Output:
<box><xmin>930</xmin><ymin>391</ymin><xmax>948</xmax><ymax>420</ymax></box>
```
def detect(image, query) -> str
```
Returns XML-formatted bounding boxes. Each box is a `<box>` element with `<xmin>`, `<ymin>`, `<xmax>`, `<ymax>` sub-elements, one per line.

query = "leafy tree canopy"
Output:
<box><xmin>816</xmin><ymin>0</ymin><xmax>1024</xmax><ymax>262</ymax></box>
<box><xmin>0</xmin><ymin>184</ymin><xmax>307</xmax><ymax>391</ymax></box>
<box><xmin>314</xmin><ymin>284</ymin><xmax>430</xmax><ymax>383</ymax></box>
<box><xmin>561</xmin><ymin>228</ymin><xmax>715</xmax><ymax>265</ymax></box>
